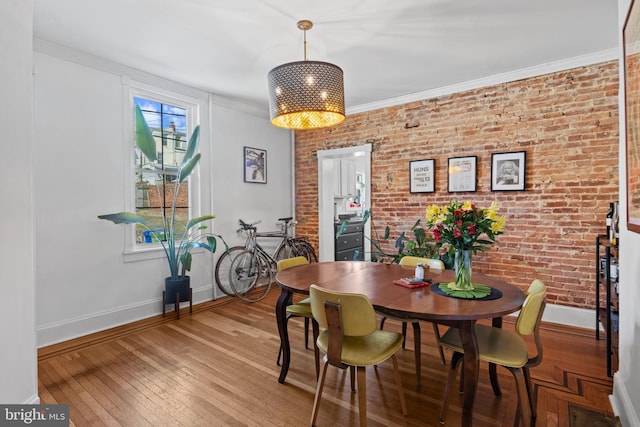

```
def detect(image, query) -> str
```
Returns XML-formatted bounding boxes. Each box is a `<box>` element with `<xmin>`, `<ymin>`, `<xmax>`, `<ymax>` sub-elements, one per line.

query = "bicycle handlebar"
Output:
<box><xmin>236</xmin><ymin>217</ymin><xmax>297</xmax><ymax>235</ymax></box>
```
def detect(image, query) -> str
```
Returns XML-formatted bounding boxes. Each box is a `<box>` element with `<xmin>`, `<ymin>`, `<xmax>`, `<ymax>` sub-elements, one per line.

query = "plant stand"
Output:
<box><xmin>162</xmin><ymin>287</ymin><xmax>192</xmax><ymax>319</ymax></box>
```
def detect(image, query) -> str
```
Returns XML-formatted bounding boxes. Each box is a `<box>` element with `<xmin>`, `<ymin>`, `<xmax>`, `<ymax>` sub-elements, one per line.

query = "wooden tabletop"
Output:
<box><xmin>275</xmin><ymin>261</ymin><xmax>525</xmax><ymax>323</ymax></box>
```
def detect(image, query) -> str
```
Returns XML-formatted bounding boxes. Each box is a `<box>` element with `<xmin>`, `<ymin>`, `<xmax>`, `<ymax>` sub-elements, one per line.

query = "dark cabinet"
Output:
<box><xmin>595</xmin><ymin>234</ymin><xmax>618</xmax><ymax>377</ymax></box>
<box><xmin>335</xmin><ymin>221</ymin><xmax>364</xmax><ymax>261</ymax></box>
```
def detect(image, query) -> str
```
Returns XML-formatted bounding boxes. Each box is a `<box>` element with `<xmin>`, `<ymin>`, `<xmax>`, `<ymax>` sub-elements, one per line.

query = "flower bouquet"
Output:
<box><xmin>425</xmin><ymin>201</ymin><xmax>506</xmax><ymax>296</ymax></box>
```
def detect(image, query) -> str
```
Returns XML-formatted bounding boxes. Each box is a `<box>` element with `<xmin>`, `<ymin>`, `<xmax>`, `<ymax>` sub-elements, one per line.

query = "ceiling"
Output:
<box><xmin>33</xmin><ymin>0</ymin><xmax>619</xmax><ymax>115</ymax></box>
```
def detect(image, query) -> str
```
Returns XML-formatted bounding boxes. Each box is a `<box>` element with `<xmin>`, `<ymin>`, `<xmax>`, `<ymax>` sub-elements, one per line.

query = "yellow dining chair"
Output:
<box><xmin>438</xmin><ymin>279</ymin><xmax>547</xmax><ymax>427</ymax></box>
<box><xmin>378</xmin><ymin>256</ymin><xmax>446</xmax><ymax>387</ymax></box>
<box><xmin>309</xmin><ymin>284</ymin><xmax>408</xmax><ymax>427</ymax></box>
<box><xmin>276</xmin><ymin>256</ymin><xmax>320</xmax><ymax>378</ymax></box>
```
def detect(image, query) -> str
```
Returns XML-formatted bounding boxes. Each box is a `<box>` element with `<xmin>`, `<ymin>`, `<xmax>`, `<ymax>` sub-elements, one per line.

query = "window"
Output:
<box><xmin>133</xmin><ymin>96</ymin><xmax>191</xmax><ymax>245</ymax></box>
<box><xmin>120</xmin><ymin>78</ymin><xmax>206</xmax><ymax>263</ymax></box>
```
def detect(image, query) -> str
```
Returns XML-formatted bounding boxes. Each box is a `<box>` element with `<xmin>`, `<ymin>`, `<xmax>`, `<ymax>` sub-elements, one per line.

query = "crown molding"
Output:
<box><xmin>347</xmin><ymin>48</ymin><xmax>619</xmax><ymax>115</ymax></box>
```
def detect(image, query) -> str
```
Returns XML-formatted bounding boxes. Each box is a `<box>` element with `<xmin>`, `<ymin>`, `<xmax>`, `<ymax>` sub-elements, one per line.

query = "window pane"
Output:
<box><xmin>133</xmin><ymin>97</ymin><xmax>190</xmax><ymax>245</ymax></box>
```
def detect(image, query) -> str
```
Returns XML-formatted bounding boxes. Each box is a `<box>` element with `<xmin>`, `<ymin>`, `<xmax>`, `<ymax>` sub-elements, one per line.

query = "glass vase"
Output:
<box><xmin>453</xmin><ymin>249</ymin><xmax>474</xmax><ymax>290</ymax></box>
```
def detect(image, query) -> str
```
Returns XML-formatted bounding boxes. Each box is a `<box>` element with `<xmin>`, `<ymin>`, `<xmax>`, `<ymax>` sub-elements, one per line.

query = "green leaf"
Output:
<box><xmin>182</xmin><ymin>125</ymin><xmax>200</xmax><ymax>166</ymax></box>
<box><xmin>98</xmin><ymin>212</ymin><xmax>149</xmax><ymax>227</ymax></box>
<box><xmin>383</xmin><ymin>225</ymin><xmax>390</xmax><ymax>240</ymax></box>
<box><xmin>362</xmin><ymin>210</ymin><xmax>371</xmax><ymax>225</ymax></box>
<box><xmin>180</xmin><ymin>252</ymin><xmax>192</xmax><ymax>273</ymax></box>
<box><xmin>186</xmin><ymin>215</ymin><xmax>216</xmax><ymax>231</ymax></box>
<box><xmin>178</xmin><ymin>153</ymin><xmax>201</xmax><ymax>183</ymax></box>
<box><xmin>135</xmin><ymin>105</ymin><xmax>157</xmax><ymax>162</ymax></box>
<box><xmin>395</xmin><ymin>232</ymin><xmax>405</xmax><ymax>252</ymax></box>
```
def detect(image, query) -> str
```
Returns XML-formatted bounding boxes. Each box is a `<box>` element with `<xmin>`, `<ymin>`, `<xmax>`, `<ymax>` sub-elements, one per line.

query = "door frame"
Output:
<box><xmin>317</xmin><ymin>144</ymin><xmax>371</xmax><ymax>262</ymax></box>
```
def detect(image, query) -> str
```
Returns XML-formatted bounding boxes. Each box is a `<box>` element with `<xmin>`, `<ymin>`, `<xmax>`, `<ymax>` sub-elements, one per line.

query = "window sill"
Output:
<box><xmin>123</xmin><ymin>245</ymin><xmax>165</xmax><ymax>263</ymax></box>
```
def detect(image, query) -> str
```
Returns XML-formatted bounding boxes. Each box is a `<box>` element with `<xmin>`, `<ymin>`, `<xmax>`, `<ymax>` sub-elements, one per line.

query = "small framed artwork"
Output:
<box><xmin>448</xmin><ymin>156</ymin><xmax>477</xmax><ymax>192</ymax></box>
<box><xmin>243</xmin><ymin>146</ymin><xmax>267</xmax><ymax>184</ymax></box>
<box><xmin>491</xmin><ymin>151</ymin><xmax>526</xmax><ymax>191</ymax></box>
<box><xmin>409</xmin><ymin>159</ymin><xmax>435</xmax><ymax>193</ymax></box>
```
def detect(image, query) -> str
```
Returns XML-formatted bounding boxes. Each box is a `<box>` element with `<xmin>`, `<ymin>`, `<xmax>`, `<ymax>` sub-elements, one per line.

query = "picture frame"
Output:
<box><xmin>409</xmin><ymin>159</ymin><xmax>435</xmax><ymax>193</ymax></box>
<box><xmin>624</xmin><ymin>0</ymin><xmax>640</xmax><ymax>233</ymax></box>
<box><xmin>448</xmin><ymin>156</ymin><xmax>477</xmax><ymax>192</ymax></box>
<box><xmin>243</xmin><ymin>146</ymin><xmax>267</xmax><ymax>184</ymax></box>
<box><xmin>491</xmin><ymin>151</ymin><xmax>526</xmax><ymax>191</ymax></box>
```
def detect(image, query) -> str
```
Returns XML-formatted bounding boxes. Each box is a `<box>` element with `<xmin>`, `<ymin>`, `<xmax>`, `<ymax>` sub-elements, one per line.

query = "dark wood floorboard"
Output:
<box><xmin>38</xmin><ymin>287</ymin><xmax>615</xmax><ymax>426</ymax></box>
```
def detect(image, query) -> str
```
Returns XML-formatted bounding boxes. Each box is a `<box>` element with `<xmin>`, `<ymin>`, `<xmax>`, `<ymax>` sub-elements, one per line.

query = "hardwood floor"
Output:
<box><xmin>38</xmin><ymin>287</ymin><xmax>616</xmax><ymax>426</ymax></box>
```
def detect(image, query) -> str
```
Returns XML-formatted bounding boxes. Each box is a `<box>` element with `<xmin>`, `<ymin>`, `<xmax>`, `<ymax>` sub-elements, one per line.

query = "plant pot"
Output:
<box><xmin>165</xmin><ymin>276</ymin><xmax>191</xmax><ymax>304</ymax></box>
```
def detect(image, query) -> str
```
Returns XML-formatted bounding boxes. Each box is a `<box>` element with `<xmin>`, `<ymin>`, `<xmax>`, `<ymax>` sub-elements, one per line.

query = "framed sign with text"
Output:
<box><xmin>409</xmin><ymin>159</ymin><xmax>435</xmax><ymax>193</ymax></box>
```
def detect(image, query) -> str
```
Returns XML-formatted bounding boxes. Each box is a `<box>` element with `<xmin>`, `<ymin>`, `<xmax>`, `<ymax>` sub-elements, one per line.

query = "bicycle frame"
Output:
<box><xmin>243</xmin><ymin>225</ymin><xmax>292</xmax><ymax>269</ymax></box>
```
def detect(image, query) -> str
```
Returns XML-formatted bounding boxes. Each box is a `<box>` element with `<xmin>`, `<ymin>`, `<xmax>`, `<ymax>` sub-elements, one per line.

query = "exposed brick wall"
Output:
<box><xmin>293</xmin><ymin>61</ymin><xmax>619</xmax><ymax>310</ymax></box>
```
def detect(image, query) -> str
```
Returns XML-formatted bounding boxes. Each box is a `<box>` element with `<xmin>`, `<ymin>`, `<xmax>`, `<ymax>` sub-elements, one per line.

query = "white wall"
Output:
<box><xmin>613</xmin><ymin>1</ymin><xmax>640</xmax><ymax>425</ymax></box>
<box><xmin>32</xmin><ymin>44</ymin><xmax>292</xmax><ymax>347</ymax></box>
<box><xmin>0</xmin><ymin>0</ymin><xmax>39</xmax><ymax>404</ymax></box>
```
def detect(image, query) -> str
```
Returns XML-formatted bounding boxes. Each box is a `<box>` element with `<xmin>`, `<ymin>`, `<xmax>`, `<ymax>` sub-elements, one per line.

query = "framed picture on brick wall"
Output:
<box><xmin>244</xmin><ymin>146</ymin><xmax>267</xmax><ymax>184</ymax></box>
<box><xmin>491</xmin><ymin>151</ymin><xmax>526</xmax><ymax>191</ymax></box>
<box><xmin>409</xmin><ymin>159</ymin><xmax>435</xmax><ymax>193</ymax></box>
<box><xmin>448</xmin><ymin>156</ymin><xmax>477</xmax><ymax>192</ymax></box>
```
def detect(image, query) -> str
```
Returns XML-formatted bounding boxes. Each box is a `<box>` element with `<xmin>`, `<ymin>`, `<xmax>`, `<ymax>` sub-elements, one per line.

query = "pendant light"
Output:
<box><xmin>267</xmin><ymin>20</ymin><xmax>345</xmax><ymax>130</ymax></box>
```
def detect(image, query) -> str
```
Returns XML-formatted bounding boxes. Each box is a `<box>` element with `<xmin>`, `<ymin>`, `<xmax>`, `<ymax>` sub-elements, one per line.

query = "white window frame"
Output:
<box><xmin>122</xmin><ymin>79</ymin><xmax>204</xmax><ymax>262</ymax></box>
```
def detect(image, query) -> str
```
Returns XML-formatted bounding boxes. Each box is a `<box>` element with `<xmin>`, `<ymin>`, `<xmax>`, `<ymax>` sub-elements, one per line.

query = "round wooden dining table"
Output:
<box><xmin>275</xmin><ymin>261</ymin><xmax>526</xmax><ymax>426</ymax></box>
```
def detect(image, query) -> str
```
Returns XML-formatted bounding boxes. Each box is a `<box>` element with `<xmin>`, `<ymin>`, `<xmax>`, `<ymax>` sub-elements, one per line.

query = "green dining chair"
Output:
<box><xmin>438</xmin><ymin>279</ymin><xmax>547</xmax><ymax>427</ymax></box>
<box><xmin>309</xmin><ymin>284</ymin><xmax>408</xmax><ymax>427</ymax></box>
<box><xmin>276</xmin><ymin>256</ymin><xmax>320</xmax><ymax>378</ymax></box>
<box><xmin>378</xmin><ymin>256</ymin><xmax>446</xmax><ymax>387</ymax></box>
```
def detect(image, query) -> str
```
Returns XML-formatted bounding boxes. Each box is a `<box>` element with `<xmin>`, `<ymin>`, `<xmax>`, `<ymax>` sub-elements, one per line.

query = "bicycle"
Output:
<box><xmin>215</xmin><ymin>217</ymin><xmax>317</xmax><ymax>302</ymax></box>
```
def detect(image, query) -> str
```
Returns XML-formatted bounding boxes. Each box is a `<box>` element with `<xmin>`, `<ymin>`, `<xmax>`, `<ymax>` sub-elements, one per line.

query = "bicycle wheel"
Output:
<box><xmin>275</xmin><ymin>239</ymin><xmax>318</xmax><ymax>263</ymax></box>
<box><xmin>214</xmin><ymin>246</ymin><xmax>247</xmax><ymax>296</ymax></box>
<box><xmin>228</xmin><ymin>250</ymin><xmax>272</xmax><ymax>302</ymax></box>
<box><xmin>292</xmin><ymin>239</ymin><xmax>318</xmax><ymax>262</ymax></box>
<box><xmin>274</xmin><ymin>242</ymin><xmax>296</xmax><ymax>262</ymax></box>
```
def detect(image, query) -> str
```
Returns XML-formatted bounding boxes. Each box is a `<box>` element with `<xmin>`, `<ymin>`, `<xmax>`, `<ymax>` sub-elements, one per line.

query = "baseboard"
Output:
<box><xmin>25</xmin><ymin>395</ymin><xmax>40</xmax><ymax>405</ymax></box>
<box><xmin>36</xmin><ymin>284</ymin><xmax>216</xmax><ymax>348</ymax></box>
<box><xmin>611</xmin><ymin>371</ymin><xmax>640</xmax><ymax>427</ymax></box>
<box><xmin>540</xmin><ymin>303</ymin><xmax>597</xmax><ymax>330</ymax></box>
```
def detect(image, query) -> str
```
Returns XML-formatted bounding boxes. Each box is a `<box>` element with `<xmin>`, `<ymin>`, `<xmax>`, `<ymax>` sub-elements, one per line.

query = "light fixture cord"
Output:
<box><xmin>303</xmin><ymin>29</ymin><xmax>308</xmax><ymax>61</ymax></box>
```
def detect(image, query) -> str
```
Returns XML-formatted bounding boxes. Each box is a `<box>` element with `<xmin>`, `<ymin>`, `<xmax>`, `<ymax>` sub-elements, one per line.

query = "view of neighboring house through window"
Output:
<box><xmin>133</xmin><ymin>96</ymin><xmax>190</xmax><ymax>245</ymax></box>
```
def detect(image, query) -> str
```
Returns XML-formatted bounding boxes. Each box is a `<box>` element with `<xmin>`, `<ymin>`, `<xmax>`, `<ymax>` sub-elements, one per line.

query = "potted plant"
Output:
<box><xmin>337</xmin><ymin>210</ymin><xmax>439</xmax><ymax>263</ymax></box>
<box><xmin>99</xmin><ymin>105</ymin><xmax>227</xmax><ymax>306</ymax></box>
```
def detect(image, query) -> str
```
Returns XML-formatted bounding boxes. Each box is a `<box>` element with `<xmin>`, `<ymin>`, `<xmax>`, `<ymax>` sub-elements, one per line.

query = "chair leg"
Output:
<box><xmin>379</xmin><ymin>316</ymin><xmax>387</xmax><ymax>329</ymax></box>
<box><xmin>432</xmin><ymin>323</ymin><xmax>446</xmax><ymax>365</ymax></box>
<box><xmin>356</xmin><ymin>366</ymin><xmax>368</xmax><ymax>427</ymax></box>
<box><xmin>311</xmin><ymin>359</ymin><xmax>330</xmax><ymax>427</ymax></box>
<box><xmin>411</xmin><ymin>321</ymin><xmax>421</xmax><ymax>387</ymax></box>
<box><xmin>304</xmin><ymin>317</ymin><xmax>310</xmax><ymax>349</ymax></box>
<box><xmin>350</xmin><ymin>366</ymin><xmax>356</xmax><ymax>392</ymax></box>
<box><xmin>401</xmin><ymin>322</ymin><xmax>408</xmax><ymax>349</ymax></box>
<box><xmin>509</xmin><ymin>367</ymin><xmax>533</xmax><ymax>427</ymax></box>
<box><xmin>523</xmin><ymin>367</ymin><xmax>536</xmax><ymax>419</ymax></box>
<box><xmin>489</xmin><ymin>363</ymin><xmax>502</xmax><ymax>397</ymax></box>
<box><xmin>440</xmin><ymin>351</ymin><xmax>464</xmax><ymax>423</ymax></box>
<box><xmin>312</xmin><ymin>319</ymin><xmax>320</xmax><ymax>380</ymax></box>
<box><xmin>391</xmin><ymin>354</ymin><xmax>408</xmax><ymax>416</ymax></box>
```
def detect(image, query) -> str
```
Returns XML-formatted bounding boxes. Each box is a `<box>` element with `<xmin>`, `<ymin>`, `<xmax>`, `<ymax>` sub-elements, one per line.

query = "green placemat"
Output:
<box><xmin>433</xmin><ymin>282</ymin><xmax>501</xmax><ymax>299</ymax></box>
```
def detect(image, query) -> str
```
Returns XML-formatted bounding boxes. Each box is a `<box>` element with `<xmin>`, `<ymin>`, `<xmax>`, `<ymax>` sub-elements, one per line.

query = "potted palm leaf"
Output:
<box><xmin>99</xmin><ymin>105</ymin><xmax>227</xmax><ymax>306</ymax></box>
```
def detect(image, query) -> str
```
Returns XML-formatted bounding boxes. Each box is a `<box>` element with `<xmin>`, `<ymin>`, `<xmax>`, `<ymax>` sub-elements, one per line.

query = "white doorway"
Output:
<box><xmin>317</xmin><ymin>145</ymin><xmax>371</xmax><ymax>262</ymax></box>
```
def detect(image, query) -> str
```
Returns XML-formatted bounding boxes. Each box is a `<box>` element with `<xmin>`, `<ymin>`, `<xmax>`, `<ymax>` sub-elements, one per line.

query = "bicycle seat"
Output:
<box><xmin>278</xmin><ymin>217</ymin><xmax>294</xmax><ymax>223</ymax></box>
